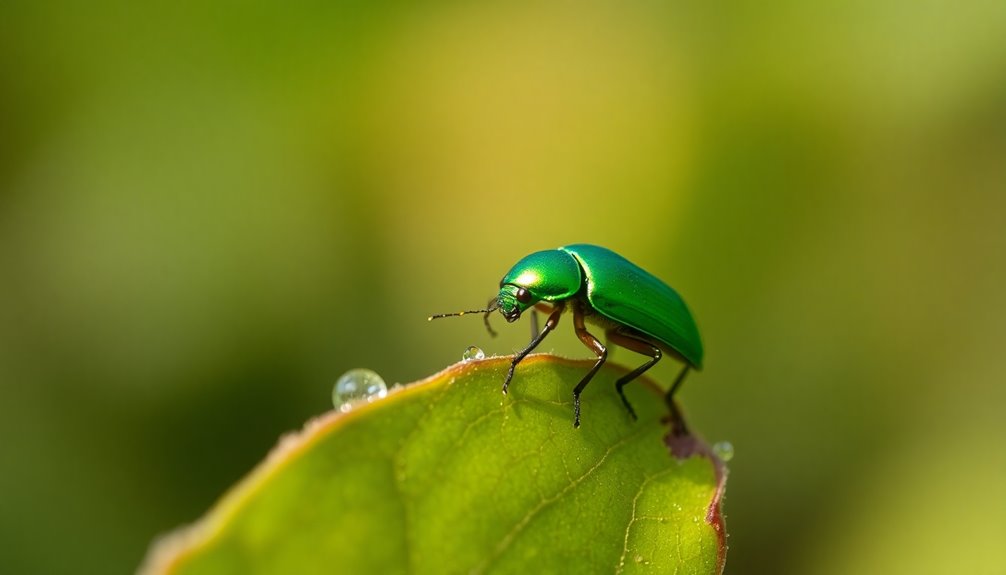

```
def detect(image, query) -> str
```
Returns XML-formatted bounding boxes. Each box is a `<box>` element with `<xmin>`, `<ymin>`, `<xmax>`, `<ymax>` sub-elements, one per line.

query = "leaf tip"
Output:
<box><xmin>664</xmin><ymin>430</ymin><xmax>730</xmax><ymax>574</ymax></box>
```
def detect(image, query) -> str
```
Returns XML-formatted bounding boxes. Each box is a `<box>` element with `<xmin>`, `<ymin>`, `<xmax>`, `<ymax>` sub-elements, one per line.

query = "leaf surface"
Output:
<box><xmin>141</xmin><ymin>355</ymin><xmax>727</xmax><ymax>575</ymax></box>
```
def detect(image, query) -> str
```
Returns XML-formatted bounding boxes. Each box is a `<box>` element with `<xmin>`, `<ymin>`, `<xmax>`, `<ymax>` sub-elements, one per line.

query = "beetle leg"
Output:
<box><xmin>527</xmin><ymin>303</ymin><xmax>555</xmax><ymax>342</ymax></box>
<box><xmin>607</xmin><ymin>330</ymin><xmax>691</xmax><ymax>434</ymax></box>
<box><xmin>665</xmin><ymin>365</ymin><xmax>691</xmax><ymax>437</ymax></box>
<box><xmin>502</xmin><ymin>303</ymin><xmax>564</xmax><ymax>396</ymax></box>
<box><xmin>571</xmin><ymin>302</ymin><xmax>608</xmax><ymax>428</ymax></box>
<box><xmin>606</xmin><ymin>330</ymin><xmax>664</xmax><ymax>421</ymax></box>
<box><xmin>483</xmin><ymin>296</ymin><xmax>499</xmax><ymax>337</ymax></box>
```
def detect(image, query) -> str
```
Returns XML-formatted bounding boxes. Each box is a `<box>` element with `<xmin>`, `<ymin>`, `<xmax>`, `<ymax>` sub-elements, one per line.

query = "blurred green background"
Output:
<box><xmin>2</xmin><ymin>1</ymin><xmax>1005</xmax><ymax>573</ymax></box>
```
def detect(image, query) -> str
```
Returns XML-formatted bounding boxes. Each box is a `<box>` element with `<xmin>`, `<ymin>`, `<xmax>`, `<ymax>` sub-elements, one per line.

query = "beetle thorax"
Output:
<box><xmin>496</xmin><ymin>249</ymin><xmax>584</xmax><ymax>321</ymax></box>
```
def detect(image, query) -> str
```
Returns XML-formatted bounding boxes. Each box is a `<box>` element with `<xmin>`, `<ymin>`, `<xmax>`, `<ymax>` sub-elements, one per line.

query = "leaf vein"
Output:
<box><xmin>473</xmin><ymin>423</ymin><xmax>650</xmax><ymax>574</ymax></box>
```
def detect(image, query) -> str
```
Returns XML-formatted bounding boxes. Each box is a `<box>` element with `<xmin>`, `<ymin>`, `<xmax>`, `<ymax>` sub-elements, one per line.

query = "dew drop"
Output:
<box><xmin>712</xmin><ymin>441</ymin><xmax>735</xmax><ymax>462</ymax></box>
<box><xmin>462</xmin><ymin>345</ymin><xmax>485</xmax><ymax>362</ymax></box>
<box><xmin>333</xmin><ymin>369</ymin><xmax>388</xmax><ymax>412</ymax></box>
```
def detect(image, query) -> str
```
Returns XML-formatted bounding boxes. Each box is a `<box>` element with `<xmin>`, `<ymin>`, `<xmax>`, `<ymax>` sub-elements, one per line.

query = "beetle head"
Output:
<box><xmin>496</xmin><ymin>284</ymin><xmax>537</xmax><ymax>323</ymax></box>
<box><xmin>428</xmin><ymin>248</ymin><xmax>581</xmax><ymax>337</ymax></box>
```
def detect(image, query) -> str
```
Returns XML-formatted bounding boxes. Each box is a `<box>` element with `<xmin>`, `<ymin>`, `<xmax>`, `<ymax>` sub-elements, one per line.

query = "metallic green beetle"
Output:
<box><xmin>430</xmin><ymin>244</ymin><xmax>703</xmax><ymax>428</ymax></box>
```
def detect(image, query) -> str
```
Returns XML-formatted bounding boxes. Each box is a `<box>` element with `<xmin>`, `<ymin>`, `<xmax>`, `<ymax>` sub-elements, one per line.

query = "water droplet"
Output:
<box><xmin>333</xmin><ymin>369</ymin><xmax>387</xmax><ymax>412</ymax></box>
<box><xmin>712</xmin><ymin>441</ymin><xmax>734</xmax><ymax>462</ymax></box>
<box><xmin>634</xmin><ymin>555</ymin><xmax>644</xmax><ymax>563</ymax></box>
<box><xmin>462</xmin><ymin>345</ymin><xmax>485</xmax><ymax>362</ymax></box>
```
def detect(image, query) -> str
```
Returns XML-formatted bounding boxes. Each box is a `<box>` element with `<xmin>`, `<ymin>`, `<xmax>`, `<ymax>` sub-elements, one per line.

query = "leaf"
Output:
<box><xmin>140</xmin><ymin>355</ymin><xmax>727</xmax><ymax>575</ymax></box>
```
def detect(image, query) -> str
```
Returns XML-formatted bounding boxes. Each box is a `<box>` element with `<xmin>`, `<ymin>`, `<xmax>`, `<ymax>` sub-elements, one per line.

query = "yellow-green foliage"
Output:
<box><xmin>142</xmin><ymin>356</ymin><xmax>726</xmax><ymax>575</ymax></box>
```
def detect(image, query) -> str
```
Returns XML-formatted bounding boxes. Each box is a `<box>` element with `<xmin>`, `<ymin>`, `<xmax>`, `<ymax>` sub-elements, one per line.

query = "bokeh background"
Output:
<box><xmin>2</xmin><ymin>1</ymin><xmax>1005</xmax><ymax>573</ymax></box>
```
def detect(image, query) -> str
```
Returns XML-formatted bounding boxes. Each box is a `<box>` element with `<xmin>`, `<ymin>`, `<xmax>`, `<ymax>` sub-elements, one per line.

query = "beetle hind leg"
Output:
<box><xmin>606</xmin><ymin>330</ymin><xmax>664</xmax><ymax>421</ymax></box>
<box><xmin>665</xmin><ymin>365</ymin><xmax>691</xmax><ymax>437</ymax></box>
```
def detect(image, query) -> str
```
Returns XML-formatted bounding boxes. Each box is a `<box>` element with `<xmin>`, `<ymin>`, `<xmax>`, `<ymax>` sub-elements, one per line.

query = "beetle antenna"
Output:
<box><xmin>428</xmin><ymin>307</ymin><xmax>494</xmax><ymax>321</ymax></box>
<box><xmin>429</xmin><ymin>297</ymin><xmax>500</xmax><ymax>337</ymax></box>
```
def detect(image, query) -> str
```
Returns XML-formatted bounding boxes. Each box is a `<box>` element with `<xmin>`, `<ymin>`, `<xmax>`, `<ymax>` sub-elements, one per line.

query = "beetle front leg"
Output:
<box><xmin>528</xmin><ymin>303</ymin><xmax>555</xmax><ymax>342</ymax></box>
<box><xmin>502</xmin><ymin>304</ymin><xmax>563</xmax><ymax>395</ymax></box>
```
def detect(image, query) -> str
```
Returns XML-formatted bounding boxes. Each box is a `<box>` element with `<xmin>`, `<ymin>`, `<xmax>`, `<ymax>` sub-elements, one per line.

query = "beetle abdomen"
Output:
<box><xmin>561</xmin><ymin>244</ymin><xmax>704</xmax><ymax>368</ymax></box>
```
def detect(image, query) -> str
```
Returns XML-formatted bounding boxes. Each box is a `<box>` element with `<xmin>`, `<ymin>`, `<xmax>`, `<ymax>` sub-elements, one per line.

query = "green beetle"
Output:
<box><xmin>430</xmin><ymin>244</ymin><xmax>703</xmax><ymax>428</ymax></box>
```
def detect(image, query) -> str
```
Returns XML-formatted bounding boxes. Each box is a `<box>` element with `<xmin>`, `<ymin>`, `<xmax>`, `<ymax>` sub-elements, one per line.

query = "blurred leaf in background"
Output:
<box><xmin>1</xmin><ymin>1</ymin><xmax>1004</xmax><ymax>574</ymax></box>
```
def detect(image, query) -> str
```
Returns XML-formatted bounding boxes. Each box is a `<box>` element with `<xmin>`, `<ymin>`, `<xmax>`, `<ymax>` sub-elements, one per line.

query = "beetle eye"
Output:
<box><xmin>515</xmin><ymin>288</ymin><xmax>532</xmax><ymax>304</ymax></box>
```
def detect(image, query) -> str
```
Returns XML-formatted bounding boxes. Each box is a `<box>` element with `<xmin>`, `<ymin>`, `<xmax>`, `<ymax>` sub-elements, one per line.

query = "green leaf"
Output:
<box><xmin>140</xmin><ymin>355</ymin><xmax>727</xmax><ymax>575</ymax></box>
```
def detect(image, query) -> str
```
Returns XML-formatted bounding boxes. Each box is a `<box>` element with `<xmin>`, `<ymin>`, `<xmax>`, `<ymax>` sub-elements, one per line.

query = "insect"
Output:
<box><xmin>429</xmin><ymin>244</ymin><xmax>703</xmax><ymax>428</ymax></box>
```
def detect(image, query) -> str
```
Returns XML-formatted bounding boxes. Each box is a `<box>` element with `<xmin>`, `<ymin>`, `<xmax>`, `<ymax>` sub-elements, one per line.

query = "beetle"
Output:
<box><xmin>429</xmin><ymin>244</ymin><xmax>703</xmax><ymax>428</ymax></box>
